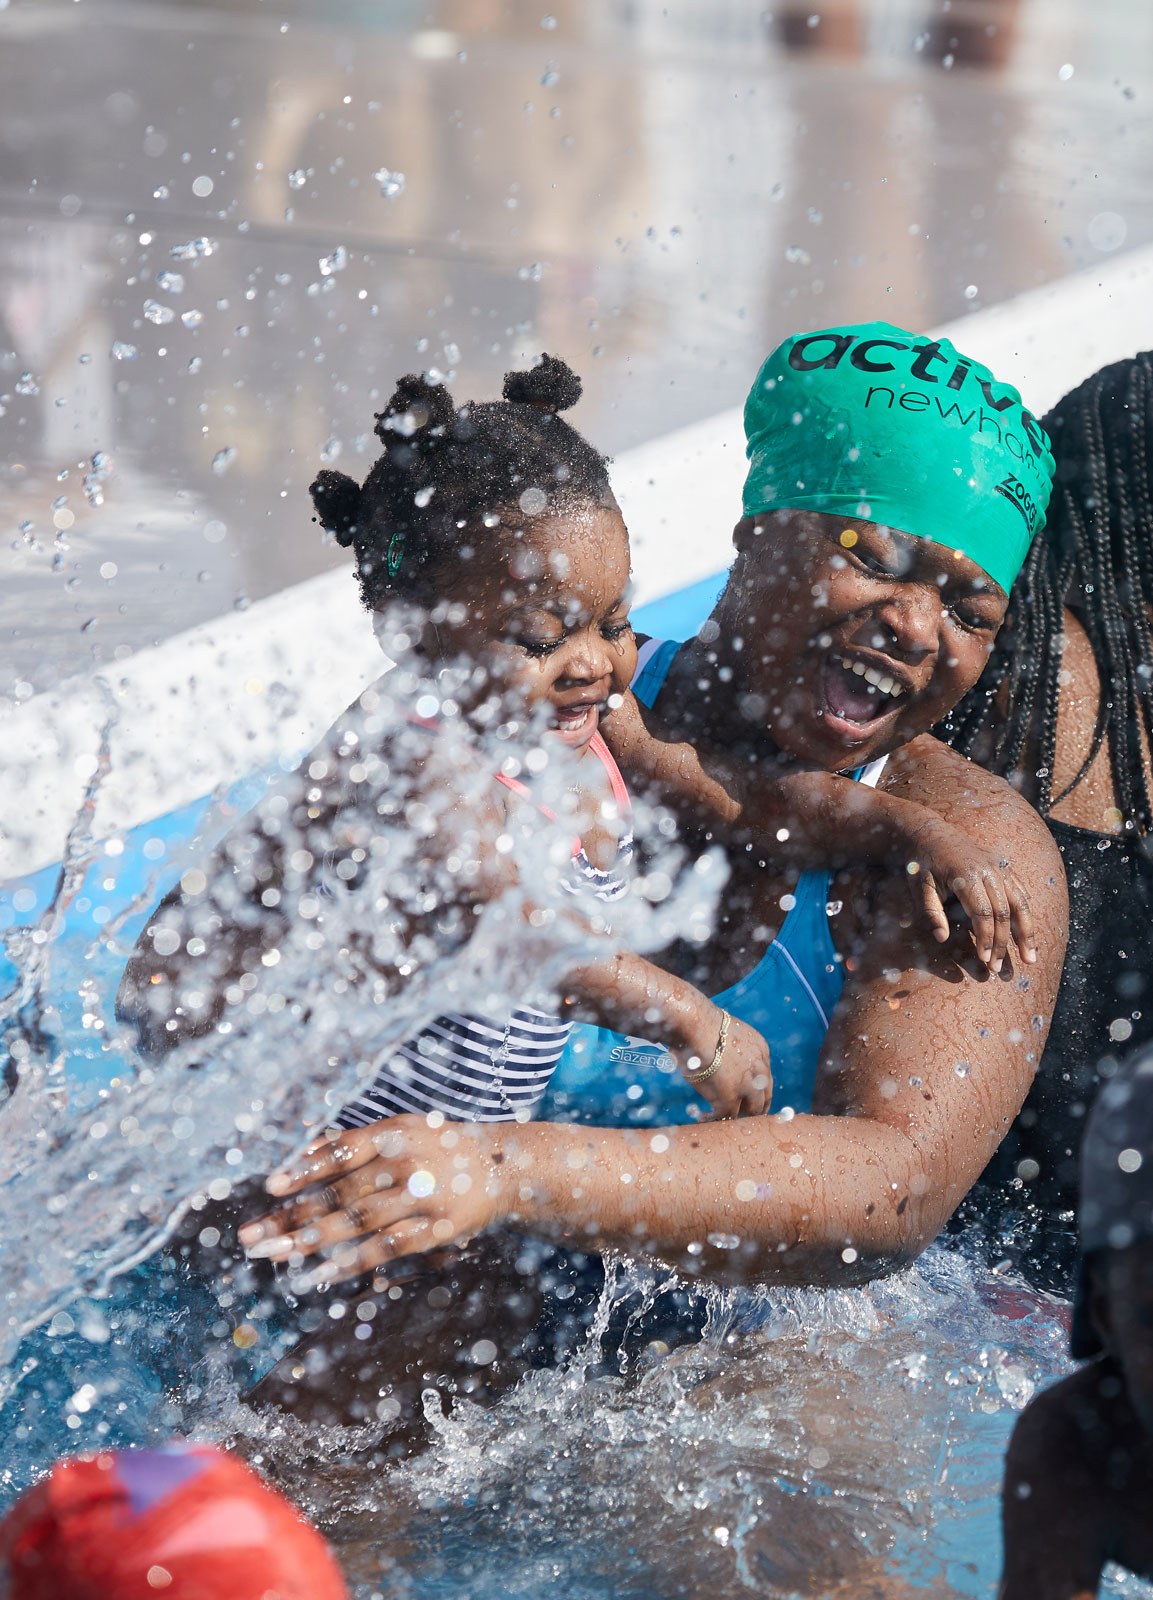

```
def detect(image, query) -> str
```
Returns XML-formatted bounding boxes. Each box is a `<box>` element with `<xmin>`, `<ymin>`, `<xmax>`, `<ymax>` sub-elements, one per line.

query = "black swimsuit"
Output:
<box><xmin>953</xmin><ymin>820</ymin><xmax>1153</xmax><ymax>1293</ymax></box>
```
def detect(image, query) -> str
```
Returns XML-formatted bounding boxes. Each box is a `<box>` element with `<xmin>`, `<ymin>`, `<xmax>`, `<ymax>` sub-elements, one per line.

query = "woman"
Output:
<box><xmin>944</xmin><ymin>351</ymin><xmax>1153</xmax><ymax>1293</ymax></box>
<box><xmin>240</xmin><ymin>322</ymin><xmax>1068</xmax><ymax>1436</ymax></box>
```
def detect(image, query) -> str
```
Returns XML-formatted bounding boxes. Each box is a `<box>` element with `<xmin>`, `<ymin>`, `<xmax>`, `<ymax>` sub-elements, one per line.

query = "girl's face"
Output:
<box><xmin>714</xmin><ymin>510</ymin><xmax>1008</xmax><ymax>769</ymax></box>
<box><xmin>397</xmin><ymin>502</ymin><xmax>637</xmax><ymax>755</ymax></box>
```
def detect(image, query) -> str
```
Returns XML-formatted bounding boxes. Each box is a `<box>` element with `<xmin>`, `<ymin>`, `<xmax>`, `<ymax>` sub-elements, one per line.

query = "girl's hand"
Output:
<box><xmin>676</xmin><ymin>1006</ymin><xmax>772</xmax><ymax>1119</ymax></box>
<box><xmin>901</xmin><ymin>814</ymin><xmax>1036</xmax><ymax>975</ymax></box>
<box><xmin>237</xmin><ymin>1115</ymin><xmax>511</xmax><ymax>1286</ymax></box>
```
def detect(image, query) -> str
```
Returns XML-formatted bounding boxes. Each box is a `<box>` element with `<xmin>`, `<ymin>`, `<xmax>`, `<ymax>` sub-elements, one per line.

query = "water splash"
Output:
<box><xmin>0</xmin><ymin>650</ymin><xmax>715</xmax><ymax>1368</ymax></box>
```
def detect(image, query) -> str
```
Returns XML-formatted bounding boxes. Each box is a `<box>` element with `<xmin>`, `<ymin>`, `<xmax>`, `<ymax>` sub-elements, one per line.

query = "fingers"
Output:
<box><xmin>1006</xmin><ymin>870</ymin><xmax>1037</xmax><ymax>965</ymax></box>
<box><xmin>915</xmin><ymin>872</ymin><xmax>951</xmax><ymax>944</ymax></box>
<box><xmin>948</xmin><ymin>874</ymin><xmax>995</xmax><ymax>970</ymax></box>
<box><xmin>950</xmin><ymin>870</ymin><xmax>1013</xmax><ymax>974</ymax></box>
<box><xmin>702</xmin><ymin>1070</ymin><xmax>771</xmax><ymax>1120</ymax></box>
<box><xmin>303</xmin><ymin>1217</ymin><xmax>438</xmax><ymax>1287</ymax></box>
<box><xmin>244</xmin><ymin>1186</ymin><xmax>415</xmax><ymax>1262</ymax></box>
<box><xmin>984</xmin><ymin>872</ymin><xmax>1012</xmax><ymax>974</ymax></box>
<box><xmin>240</xmin><ymin>1164</ymin><xmax>400</xmax><ymax>1249</ymax></box>
<box><xmin>265</xmin><ymin>1121</ymin><xmax>404</xmax><ymax>1196</ymax></box>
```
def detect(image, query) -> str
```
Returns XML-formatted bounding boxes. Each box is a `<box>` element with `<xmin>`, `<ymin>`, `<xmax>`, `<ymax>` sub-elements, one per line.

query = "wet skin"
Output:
<box><xmin>408</xmin><ymin>499</ymin><xmax>640</xmax><ymax>768</ymax></box>
<box><xmin>1001</xmin><ymin>1241</ymin><xmax>1153</xmax><ymax>1599</ymax></box>
<box><xmin>670</xmin><ymin>510</ymin><xmax>1009</xmax><ymax>773</ymax></box>
<box><xmin>644</xmin><ymin>508</ymin><xmax>1024</xmax><ymax>997</ymax></box>
<box><xmin>238</xmin><ymin>506</ymin><xmax>1067</xmax><ymax>1450</ymax></box>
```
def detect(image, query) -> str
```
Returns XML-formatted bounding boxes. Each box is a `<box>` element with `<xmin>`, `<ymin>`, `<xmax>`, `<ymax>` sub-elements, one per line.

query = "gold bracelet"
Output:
<box><xmin>685</xmin><ymin>1009</ymin><xmax>731</xmax><ymax>1086</ymax></box>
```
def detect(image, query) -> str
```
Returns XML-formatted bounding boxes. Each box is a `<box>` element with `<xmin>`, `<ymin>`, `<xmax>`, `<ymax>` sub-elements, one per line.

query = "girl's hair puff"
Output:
<box><xmin>310</xmin><ymin>354</ymin><xmax>612</xmax><ymax>609</ymax></box>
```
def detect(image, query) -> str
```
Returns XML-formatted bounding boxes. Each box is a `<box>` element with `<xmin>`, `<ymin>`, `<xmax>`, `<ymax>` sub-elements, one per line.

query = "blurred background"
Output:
<box><xmin>2</xmin><ymin>0</ymin><xmax>1151</xmax><ymax>696</ymax></box>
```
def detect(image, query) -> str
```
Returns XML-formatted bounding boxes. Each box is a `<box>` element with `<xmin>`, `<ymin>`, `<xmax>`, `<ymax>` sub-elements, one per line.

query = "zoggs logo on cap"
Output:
<box><xmin>786</xmin><ymin>330</ymin><xmax>1048</xmax><ymax>469</ymax></box>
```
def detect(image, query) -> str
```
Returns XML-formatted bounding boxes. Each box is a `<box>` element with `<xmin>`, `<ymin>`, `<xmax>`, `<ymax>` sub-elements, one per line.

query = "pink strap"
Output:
<box><xmin>493</xmin><ymin>728</ymin><xmax>631</xmax><ymax>851</ymax></box>
<box><xmin>587</xmin><ymin>730</ymin><xmax>632</xmax><ymax>817</ymax></box>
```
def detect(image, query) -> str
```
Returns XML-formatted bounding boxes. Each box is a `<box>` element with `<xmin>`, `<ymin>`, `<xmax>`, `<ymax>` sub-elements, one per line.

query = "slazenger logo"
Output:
<box><xmin>786</xmin><ymin>331</ymin><xmax>1046</xmax><ymax>459</ymax></box>
<box><xmin>994</xmin><ymin>474</ymin><xmax>1038</xmax><ymax>531</ymax></box>
<box><xmin>609</xmin><ymin>1040</ymin><xmax>671</xmax><ymax>1069</ymax></box>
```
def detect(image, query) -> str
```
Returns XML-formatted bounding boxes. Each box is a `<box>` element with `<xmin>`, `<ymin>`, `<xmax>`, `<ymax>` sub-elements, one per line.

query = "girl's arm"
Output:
<box><xmin>116</xmin><ymin>704</ymin><xmax>507</xmax><ymax>1054</ymax></box>
<box><xmin>561</xmin><ymin>951</ymin><xmax>772</xmax><ymax>1119</ymax></box>
<box><xmin>603</xmin><ymin>696</ymin><xmax>1036</xmax><ymax>973</ymax></box>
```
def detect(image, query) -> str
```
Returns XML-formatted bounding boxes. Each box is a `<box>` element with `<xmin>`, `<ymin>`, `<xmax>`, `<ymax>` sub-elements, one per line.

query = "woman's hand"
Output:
<box><xmin>238</xmin><ymin>1115</ymin><xmax>511</xmax><ymax>1286</ymax></box>
<box><xmin>674</xmin><ymin>1004</ymin><xmax>772</xmax><ymax>1119</ymax></box>
<box><xmin>900</xmin><ymin>813</ymin><xmax>1036</xmax><ymax>974</ymax></box>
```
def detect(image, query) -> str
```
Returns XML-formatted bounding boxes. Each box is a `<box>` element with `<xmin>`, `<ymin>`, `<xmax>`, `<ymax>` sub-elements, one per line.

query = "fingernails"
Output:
<box><xmin>245</xmin><ymin>1237</ymin><xmax>295</xmax><ymax>1261</ymax></box>
<box><xmin>237</xmin><ymin>1222</ymin><xmax>268</xmax><ymax>1246</ymax></box>
<box><xmin>1025</xmin><ymin>949</ymin><xmax>1037</xmax><ymax>964</ymax></box>
<box><xmin>265</xmin><ymin>1172</ymin><xmax>294</xmax><ymax>1196</ymax></box>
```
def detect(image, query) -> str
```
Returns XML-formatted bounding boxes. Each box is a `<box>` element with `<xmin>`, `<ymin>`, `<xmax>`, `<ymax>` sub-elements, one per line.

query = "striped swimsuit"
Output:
<box><xmin>335</xmin><ymin>731</ymin><xmax>632</xmax><ymax>1127</ymax></box>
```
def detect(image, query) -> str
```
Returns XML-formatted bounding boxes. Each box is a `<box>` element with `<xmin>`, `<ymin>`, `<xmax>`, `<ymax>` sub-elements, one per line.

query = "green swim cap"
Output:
<box><xmin>742</xmin><ymin>321</ymin><xmax>1055</xmax><ymax>595</ymax></box>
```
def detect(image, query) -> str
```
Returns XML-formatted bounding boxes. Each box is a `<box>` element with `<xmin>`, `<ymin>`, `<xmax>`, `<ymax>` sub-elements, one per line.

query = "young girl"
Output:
<box><xmin>119</xmin><ymin>356</ymin><xmax>773</xmax><ymax>1130</ymax></box>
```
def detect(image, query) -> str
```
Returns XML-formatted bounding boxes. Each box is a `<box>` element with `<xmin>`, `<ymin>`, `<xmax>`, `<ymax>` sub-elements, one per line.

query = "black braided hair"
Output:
<box><xmin>941</xmin><ymin>351</ymin><xmax>1153</xmax><ymax>832</ymax></box>
<box><xmin>310</xmin><ymin>354</ymin><xmax>612</xmax><ymax>609</ymax></box>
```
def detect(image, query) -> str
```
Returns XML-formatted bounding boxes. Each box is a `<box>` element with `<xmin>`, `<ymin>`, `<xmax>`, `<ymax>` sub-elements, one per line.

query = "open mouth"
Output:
<box><xmin>551</xmin><ymin>702</ymin><xmax>601</xmax><ymax>742</ymax></box>
<box><xmin>819</xmin><ymin>653</ymin><xmax>910</xmax><ymax>738</ymax></box>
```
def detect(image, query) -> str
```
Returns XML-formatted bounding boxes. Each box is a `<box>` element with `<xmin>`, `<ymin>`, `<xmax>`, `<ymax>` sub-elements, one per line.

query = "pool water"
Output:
<box><xmin>3</xmin><ymin>576</ymin><xmax>1151</xmax><ymax>1598</ymax></box>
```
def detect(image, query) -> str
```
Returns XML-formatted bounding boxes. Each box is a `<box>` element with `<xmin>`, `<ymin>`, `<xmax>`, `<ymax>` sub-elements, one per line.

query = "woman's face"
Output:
<box><xmin>714</xmin><ymin>510</ymin><xmax>1008</xmax><ymax>769</ymax></box>
<box><xmin>382</xmin><ymin>502</ymin><xmax>637</xmax><ymax>755</ymax></box>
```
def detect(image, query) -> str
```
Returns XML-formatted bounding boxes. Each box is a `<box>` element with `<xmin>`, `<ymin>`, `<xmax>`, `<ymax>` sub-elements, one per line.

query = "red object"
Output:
<box><xmin>0</xmin><ymin>1445</ymin><xmax>349</xmax><ymax>1599</ymax></box>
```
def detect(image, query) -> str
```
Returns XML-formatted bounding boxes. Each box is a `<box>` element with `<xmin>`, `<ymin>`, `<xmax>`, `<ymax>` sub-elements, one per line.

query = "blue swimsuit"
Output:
<box><xmin>540</xmin><ymin>639</ymin><xmax>885</xmax><ymax>1126</ymax></box>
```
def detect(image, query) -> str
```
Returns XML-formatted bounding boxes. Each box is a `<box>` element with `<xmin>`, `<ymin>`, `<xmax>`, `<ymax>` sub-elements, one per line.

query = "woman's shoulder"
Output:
<box><xmin>881</xmin><ymin>733</ymin><xmax>1063</xmax><ymax>869</ymax></box>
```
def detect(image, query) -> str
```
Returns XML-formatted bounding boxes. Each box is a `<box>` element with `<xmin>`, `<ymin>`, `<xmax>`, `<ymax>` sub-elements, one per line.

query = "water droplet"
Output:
<box><xmin>1058</xmin><ymin>61</ymin><xmax>1074</xmax><ymax>81</ymax></box>
<box><xmin>540</xmin><ymin>66</ymin><xmax>560</xmax><ymax>87</ymax></box>
<box><xmin>181</xmin><ymin>309</ymin><xmax>204</xmax><ymax>328</ymax></box>
<box><xmin>143</xmin><ymin>299</ymin><xmax>175</xmax><ymax>325</ymax></box>
<box><xmin>1088</xmin><ymin>211</ymin><xmax>1127</xmax><ymax>252</ymax></box>
<box><xmin>191</xmin><ymin>174</ymin><xmax>214</xmax><ymax>197</ymax></box>
<box><xmin>373</xmin><ymin>167</ymin><xmax>406</xmax><ymax>199</ymax></box>
<box><xmin>318</xmin><ymin>246</ymin><xmax>348</xmax><ymax>276</ymax></box>
<box><xmin>212</xmin><ymin>446</ymin><xmax>237</xmax><ymax>475</ymax></box>
<box><xmin>287</xmin><ymin>167</ymin><xmax>308</xmax><ymax>190</ymax></box>
<box><xmin>110</xmin><ymin>341</ymin><xmax>138</xmax><ymax>362</ymax></box>
<box><xmin>170</xmin><ymin>236</ymin><xmax>218</xmax><ymax>260</ymax></box>
<box><xmin>156</xmin><ymin>270</ymin><xmax>184</xmax><ymax>295</ymax></box>
<box><xmin>14</xmin><ymin>372</ymin><xmax>39</xmax><ymax>395</ymax></box>
<box><xmin>320</xmin><ymin>437</ymin><xmax>342</xmax><ymax>464</ymax></box>
<box><xmin>964</xmin><ymin>284</ymin><xmax>979</xmax><ymax>300</ymax></box>
<box><xmin>517</xmin><ymin>262</ymin><xmax>543</xmax><ymax>281</ymax></box>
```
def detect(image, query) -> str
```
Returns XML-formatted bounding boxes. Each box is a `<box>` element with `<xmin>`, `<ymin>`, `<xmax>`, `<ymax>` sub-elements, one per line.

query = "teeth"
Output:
<box><xmin>835</xmin><ymin>656</ymin><xmax>905</xmax><ymax>700</ymax></box>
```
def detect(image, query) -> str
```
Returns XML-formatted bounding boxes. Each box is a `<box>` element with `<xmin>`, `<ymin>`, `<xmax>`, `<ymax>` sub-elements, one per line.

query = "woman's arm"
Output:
<box><xmin>240</xmin><ymin>756</ymin><xmax>1066</xmax><ymax>1288</ymax></box>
